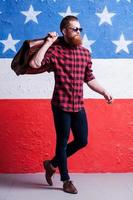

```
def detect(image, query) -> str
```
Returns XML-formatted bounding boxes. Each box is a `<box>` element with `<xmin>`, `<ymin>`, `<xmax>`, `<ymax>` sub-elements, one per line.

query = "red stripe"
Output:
<box><xmin>0</xmin><ymin>99</ymin><xmax>133</xmax><ymax>173</ymax></box>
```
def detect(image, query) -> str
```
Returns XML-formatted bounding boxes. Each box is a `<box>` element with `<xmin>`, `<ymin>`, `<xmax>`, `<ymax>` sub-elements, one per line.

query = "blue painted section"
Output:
<box><xmin>0</xmin><ymin>0</ymin><xmax>133</xmax><ymax>58</ymax></box>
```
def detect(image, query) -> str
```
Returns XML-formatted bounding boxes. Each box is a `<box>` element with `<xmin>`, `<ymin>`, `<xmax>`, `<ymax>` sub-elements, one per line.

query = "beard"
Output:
<box><xmin>66</xmin><ymin>35</ymin><xmax>82</xmax><ymax>46</ymax></box>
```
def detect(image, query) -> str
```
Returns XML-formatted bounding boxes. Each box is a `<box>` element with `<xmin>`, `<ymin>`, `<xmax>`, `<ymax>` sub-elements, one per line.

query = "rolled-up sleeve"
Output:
<box><xmin>84</xmin><ymin>51</ymin><xmax>95</xmax><ymax>83</ymax></box>
<box><xmin>41</xmin><ymin>46</ymin><xmax>55</xmax><ymax>73</ymax></box>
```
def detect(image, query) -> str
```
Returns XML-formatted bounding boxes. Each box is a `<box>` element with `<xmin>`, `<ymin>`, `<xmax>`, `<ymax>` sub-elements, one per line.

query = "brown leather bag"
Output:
<box><xmin>11</xmin><ymin>37</ymin><xmax>48</xmax><ymax>75</ymax></box>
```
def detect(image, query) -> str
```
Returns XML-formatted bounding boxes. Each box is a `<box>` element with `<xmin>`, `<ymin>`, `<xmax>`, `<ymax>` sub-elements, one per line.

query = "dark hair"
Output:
<box><xmin>60</xmin><ymin>15</ymin><xmax>79</xmax><ymax>33</ymax></box>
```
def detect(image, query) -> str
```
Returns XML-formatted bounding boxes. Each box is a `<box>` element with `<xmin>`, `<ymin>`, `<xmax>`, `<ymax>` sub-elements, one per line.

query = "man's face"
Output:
<box><xmin>63</xmin><ymin>20</ymin><xmax>83</xmax><ymax>46</ymax></box>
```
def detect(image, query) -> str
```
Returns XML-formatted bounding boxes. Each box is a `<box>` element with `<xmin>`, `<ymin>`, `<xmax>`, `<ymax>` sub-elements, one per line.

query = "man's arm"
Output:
<box><xmin>87</xmin><ymin>79</ymin><xmax>113</xmax><ymax>104</ymax></box>
<box><xmin>29</xmin><ymin>32</ymin><xmax>58</xmax><ymax>69</ymax></box>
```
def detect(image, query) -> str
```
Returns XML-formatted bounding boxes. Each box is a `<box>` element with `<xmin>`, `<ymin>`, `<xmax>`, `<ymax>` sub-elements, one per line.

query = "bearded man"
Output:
<box><xmin>29</xmin><ymin>15</ymin><xmax>113</xmax><ymax>194</ymax></box>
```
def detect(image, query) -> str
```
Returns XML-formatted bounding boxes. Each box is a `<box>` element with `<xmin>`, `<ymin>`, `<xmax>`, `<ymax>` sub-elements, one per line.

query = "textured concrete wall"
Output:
<box><xmin>0</xmin><ymin>0</ymin><xmax>133</xmax><ymax>173</ymax></box>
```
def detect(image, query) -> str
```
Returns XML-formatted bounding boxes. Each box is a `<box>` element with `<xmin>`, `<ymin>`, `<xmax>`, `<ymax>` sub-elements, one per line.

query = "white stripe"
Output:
<box><xmin>0</xmin><ymin>58</ymin><xmax>133</xmax><ymax>99</ymax></box>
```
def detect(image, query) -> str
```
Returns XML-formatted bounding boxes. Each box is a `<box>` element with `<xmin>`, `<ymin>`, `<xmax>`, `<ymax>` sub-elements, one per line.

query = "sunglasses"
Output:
<box><xmin>68</xmin><ymin>27</ymin><xmax>83</xmax><ymax>33</ymax></box>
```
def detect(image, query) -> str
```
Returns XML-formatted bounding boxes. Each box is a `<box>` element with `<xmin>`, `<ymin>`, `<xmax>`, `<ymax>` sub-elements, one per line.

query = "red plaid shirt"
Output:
<box><xmin>41</xmin><ymin>37</ymin><xmax>95</xmax><ymax>112</ymax></box>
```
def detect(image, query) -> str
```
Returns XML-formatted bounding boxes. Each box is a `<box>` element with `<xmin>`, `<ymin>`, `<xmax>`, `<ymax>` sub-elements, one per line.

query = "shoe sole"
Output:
<box><xmin>63</xmin><ymin>188</ymin><xmax>78</xmax><ymax>194</ymax></box>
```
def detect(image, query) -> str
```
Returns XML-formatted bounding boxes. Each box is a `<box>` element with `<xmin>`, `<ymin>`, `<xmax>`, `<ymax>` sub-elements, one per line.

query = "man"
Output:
<box><xmin>29</xmin><ymin>15</ymin><xmax>113</xmax><ymax>194</ymax></box>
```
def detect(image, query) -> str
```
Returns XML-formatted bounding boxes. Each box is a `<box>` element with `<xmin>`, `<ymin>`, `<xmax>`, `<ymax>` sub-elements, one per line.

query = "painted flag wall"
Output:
<box><xmin>0</xmin><ymin>0</ymin><xmax>133</xmax><ymax>173</ymax></box>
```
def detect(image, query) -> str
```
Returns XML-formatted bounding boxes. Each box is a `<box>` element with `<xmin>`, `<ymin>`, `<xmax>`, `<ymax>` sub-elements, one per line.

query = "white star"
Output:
<box><xmin>21</xmin><ymin>5</ymin><xmax>42</xmax><ymax>24</ymax></box>
<box><xmin>82</xmin><ymin>34</ymin><xmax>95</xmax><ymax>53</ymax></box>
<box><xmin>96</xmin><ymin>6</ymin><xmax>116</xmax><ymax>26</ymax></box>
<box><xmin>116</xmin><ymin>0</ymin><xmax>131</xmax><ymax>2</ymax></box>
<box><xmin>58</xmin><ymin>6</ymin><xmax>79</xmax><ymax>18</ymax></box>
<box><xmin>112</xmin><ymin>33</ymin><xmax>133</xmax><ymax>54</ymax></box>
<box><xmin>0</xmin><ymin>33</ymin><xmax>20</xmax><ymax>53</ymax></box>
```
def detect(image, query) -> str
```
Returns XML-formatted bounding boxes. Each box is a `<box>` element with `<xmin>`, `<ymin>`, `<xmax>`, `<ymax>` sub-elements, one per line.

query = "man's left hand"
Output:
<box><xmin>103</xmin><ymin>91</ymin><xmax>114</xmax><ymax>104</ymax></box>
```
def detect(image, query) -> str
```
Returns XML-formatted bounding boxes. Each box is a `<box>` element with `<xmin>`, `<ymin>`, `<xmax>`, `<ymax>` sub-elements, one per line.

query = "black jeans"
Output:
<box><xmin>50</xmin><ymin>105</ymin><xmax>88</xmax><ymax>181</ymax></box>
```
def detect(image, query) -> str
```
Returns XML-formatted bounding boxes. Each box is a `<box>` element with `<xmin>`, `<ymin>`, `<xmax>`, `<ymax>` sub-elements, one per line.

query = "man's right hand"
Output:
<box><xmin>45</xmin><ymin>32</ymin><xmax>58</xmax><ymax>46</ymax></box>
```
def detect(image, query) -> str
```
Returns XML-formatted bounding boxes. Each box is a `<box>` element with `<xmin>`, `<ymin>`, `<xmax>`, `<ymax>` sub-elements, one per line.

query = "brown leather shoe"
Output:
<box><xmin>43</xmin><ymin>160</ymin><xmax>56</xmax><ymax>186</ymax></box>
<box><xmin>63</xmin><ymin>180</ymin><xmax>78</xmax><ymax>194</ymax></box>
